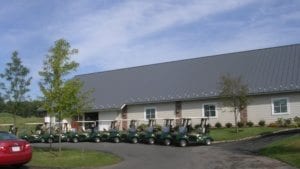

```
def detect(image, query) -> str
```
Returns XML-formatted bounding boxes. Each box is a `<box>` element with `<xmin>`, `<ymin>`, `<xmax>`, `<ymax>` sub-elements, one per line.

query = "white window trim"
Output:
<box><xmin>144</xmin><ymin>107</ymin><xmax>157</xmax><ymax>120</ymax></box>
<box><xmin>202</xmin><ymin>103</ymin><xmax>218</xmax><ymax>119</ymax></box>
<box><xmin>271</xmin><ymin>97</ymin><xmax>290</xmax><ymax>115</ymax></box>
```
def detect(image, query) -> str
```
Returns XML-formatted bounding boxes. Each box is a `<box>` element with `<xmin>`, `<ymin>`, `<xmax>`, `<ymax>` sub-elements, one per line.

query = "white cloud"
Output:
<box><xmin>51</xmin><ymin>0</ymin><xmax>254</xmax><ymax>70</ymax></box>
<box><xmin>1</xmin><ymin>0</ymin><xmax>299</xmax><ymax>98</ymax></box>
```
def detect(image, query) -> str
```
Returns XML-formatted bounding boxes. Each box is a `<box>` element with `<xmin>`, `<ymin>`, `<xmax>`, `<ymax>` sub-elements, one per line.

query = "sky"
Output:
<box><xmin>0</xmin><ymin>0</ymin><xmax>299</xmax><ymax>99</ymax></box>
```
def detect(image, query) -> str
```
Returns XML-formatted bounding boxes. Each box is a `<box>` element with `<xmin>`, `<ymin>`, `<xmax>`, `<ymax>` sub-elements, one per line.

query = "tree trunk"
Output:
<box><xmin>49</xmin><ymin>117</ymin><xmax>52</xmax><ymax>151</ymax></box>
<box><xmin>58</xmin><ymin>112</ymin><xmax>62</xmax><ymax>153</ymax></box>
<box><xmin>234</xmin><ymin>108</ymin><xmax>238</xmax><ymax>133</ymax></box>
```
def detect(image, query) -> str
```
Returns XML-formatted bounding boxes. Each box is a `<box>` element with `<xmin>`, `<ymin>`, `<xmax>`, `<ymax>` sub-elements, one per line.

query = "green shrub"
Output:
<box><xmin>225</xmin><ymin>122</ymin><xmax>232</xmax><ymax>128</ymax></box>
<box><xmin>294</xmin><ymin>116</ymin><xmax>300</xmax><ymax>123</ymax></box>
<box><xmin>215</xmin><ymin>122</ymin><xmax>222</xmax><ymax>128</ymax></box>
<box><xmin>154</xmin><ymin>124</ymin><xmax>162</xmax><ymax>131</ymax></box>
<box><xmin>276</xmin><ymin>118</ymin><xmax>284</xmax><ymax>127</ymax></box>
<box><xmin>194</xmin><ymin>124</ymin><xmax>201</xmax><ymax>129</ymax></box>
<box><xmin>258</xmin><ymin>120</ymin><xmax>265</xmax><ymax>127</ymax></box>
<box><xmin>268</xmin><ymin>122</ymin><xmax>278</xmax><ymax>127</ymax></box>
<box><xmin>284</xmin><ymin>118</ymin><xmax>292</xmax><ymax>126</ymax></box>
<box><xmin>137</xmin><ymin>124</ymin><xmax>148</xmax><ymax>131</ymax></box>
<box><xmin>286</xmin><ymin>123</ymin><xmax>298</xmax><ymax>128</ymax></box>
<box><xmin>237</xmin><ymin>122</ymin><xmax>244</xmax><ymax>128</ymax></box>
<box><xmin>246</xmin><ymin>121</ymin><xmax>254</xmax><ymax>127</ymax></box>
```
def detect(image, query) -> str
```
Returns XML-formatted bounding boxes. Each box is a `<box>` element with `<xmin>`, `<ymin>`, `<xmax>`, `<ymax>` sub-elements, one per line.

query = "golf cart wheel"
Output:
<box><xmin>94</xmin><ymin>137</ymin><xmax>101</xmax><ymax>143</ymax></box>
<box><xmin>132</xmin><ymin>137</ymin><xmax>138</xmax><ymax>144</ymax></box>
<box><xmin>205</xmin><ymin>138</ymin><xmax>212</xmax><ymax>145</ymax></box>
<box><xmin>73</xmin><ymin>137</ymin><xmax>79</xmax><ymax>143</ymax></box>
<box><xmin>114</xmin><ymin>137</ymin><xmax>120</xmax><ymax>143</ymax></box>
<box><xmin>164</xmin><ymin>139</ymin><xmax>171</xmax><ymax>146</ymax></box>
<box><xmin>148</xmin><ymin>138</ymin><xmax>155</xmax><ymax>145</ymax></box>
<box><xmin>179</xmin><ymin>139</ymin><xmax>187</xmax><ymax>147</ymax></box>
<box><xmin>40</xmin><ymin>138</ymin><xmax>45</xmax><ymax>143</ymax></box>
<box><xmin>48</xmin><ymin>138</ymin><xmax>53</xmax><ymax>143</ymax></box>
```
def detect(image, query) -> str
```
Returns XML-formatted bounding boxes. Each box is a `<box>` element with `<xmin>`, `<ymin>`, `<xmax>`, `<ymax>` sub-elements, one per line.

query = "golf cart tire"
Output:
<box><xmin>73</xmin><ymin>137</ymin><xmax>79</xmax><ymax>143</ymax></box>
<box><xmin>40</xmin><ymin>138</ymin><xmax>45</xmax><ymax>143</ymax></box>
<box><xmin>95</xmin><ymin>137</ymin><xmax>101</xmax><ymax>143</ymax></box>
<box><xmin>114</xmin><ymin>137</ymin><xmax>120</xmax><ymax>143</ymax></box>
<box><xmin>164</xmin><ymin>139</ymin><xmax>171</xmax><ymax>146</ymax></box>
<box><xmin>132</xmin><ymin>137</ymin><xmax>138</xmax><ymax>144</ymax></box>
<box><xmin>148</xmin><ymin>138</ymin><xmax>155</xmax><ymax>145</ymax></box>
<box><xmin>205</xmin><ymin>138</ymin><xmax>212</xmax><ymax>145</ymax></box>
<box><xmin>179</xmin><ymin>139</ymin><xmax>187</xmax><ymax>147</ymax></box>
<box><xmin>48</xmin><ymin>138</ymin><xmax>53</xmax><ymax>143</ymax></box>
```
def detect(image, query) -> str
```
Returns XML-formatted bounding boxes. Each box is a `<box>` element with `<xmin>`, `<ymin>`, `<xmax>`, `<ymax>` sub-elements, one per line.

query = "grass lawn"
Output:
<box><xmin>0</xmin><ymin>113</ymin><xmax>43</xmax><ymax>132</ymax></box>
<box><xmin>210</xmin><ymin>127</ymin><xmax>285</xmax><ymax>141</ymax></box>
<box><xmin>28</xmin><ymin>148</ymin><xmax>122</xmax><ymax>169</ymax></box>
<box><xmin>260</xmin><ymin>134</ymin><xmax>300</xmax><ymax>168</ymax></box>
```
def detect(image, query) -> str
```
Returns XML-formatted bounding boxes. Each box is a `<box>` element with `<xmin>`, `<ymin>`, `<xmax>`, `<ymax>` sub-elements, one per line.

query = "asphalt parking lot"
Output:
<box><xmin>21</xmin><ymin>133</ymin><xmax>298</xmax><ymax>169</ymax></box>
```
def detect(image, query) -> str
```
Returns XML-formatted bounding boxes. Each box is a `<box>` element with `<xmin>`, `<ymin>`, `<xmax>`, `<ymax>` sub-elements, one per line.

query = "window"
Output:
<box><xmin>272</xmin><ymin>98</ymin><xmax>289</xmax><ymax>114</ymax></box>
<box><xmin>203</xmin><ymin>104</ymin><xmax>217</xmax><ymax>118</ymax></box>
<box><xmin>145</xmin><ymin>108</ymin><xmax>156</xmax><ymax>119</ymax></box>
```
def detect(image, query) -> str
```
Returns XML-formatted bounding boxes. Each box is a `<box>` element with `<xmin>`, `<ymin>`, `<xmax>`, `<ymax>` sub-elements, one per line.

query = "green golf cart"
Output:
<box><xmin>41</xmin><ymin>132</ymin><xmax>69</xmax><ymax>143</ymax></box>
<box><xmin>174</xmin><ymin>118</ymin><xmax>213</xmax><ymax>147</ymax></box>
<box><xmin>139</xmin><ymin>119</ymin><xmax>157</xmax><ymax>144</ymax></box>
<box><xmin>156</xmin><ymin>119</ymin><xmax>174</xmax><ymax>146</ymax></box>
<box><xmin>120</xmin><ymin>120</ymin><xmax>139</xmax><ymax>144</ymax></box>
<box><xmin>100</xmin><ymin>120</ymin><xmax>121</xmax><ymax>143</ymax></box>
<box><xmin>19</xmin><ymin>123</ymin><xmax>44</xmax><ymax>143</ymax></box>
<box><xmin>68</xmin><ymin>121</ymin><xmax>102</xmax><ymax>143</ymax></box>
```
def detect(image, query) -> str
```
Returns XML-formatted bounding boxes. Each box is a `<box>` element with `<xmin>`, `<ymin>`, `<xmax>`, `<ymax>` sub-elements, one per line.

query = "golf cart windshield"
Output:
<box><xmin>179</xmin><ymin>126</ymin><xmax>187</xmax><ymax>134</ymax></box>
<box><xmin>147</xmin><ymin>127</ymin><xmax>153</xmax><ymax>132</ymax></box>
<box><xmin>162</xmin><ymin>127</ymin><xmax>170</xmax><ymax>133</ymax></box>
<box><xmin>129</xmin><ymin>127</ymin><xmax>136</xmax><ymax>132</ymax></box>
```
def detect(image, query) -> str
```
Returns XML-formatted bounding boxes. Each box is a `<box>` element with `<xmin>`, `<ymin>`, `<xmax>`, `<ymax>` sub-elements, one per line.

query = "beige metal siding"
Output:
<box><xmin>248</xmin><ymin>93</ymin><xmax>300</xmax><ymax>124</ymax></box>
<box><xmin>127</xmin><ymin>103</ymin><xmax>176</xmax><ymax>125</ymax></box>
<box><xmin>98</xmin><ymin>111</ymin><xmax>120</xmax><ymax>131</ymax></box>
<box><xmin>182</xmin><ymin>100</ymin><xmax>235</xmax><ymax>126</ymax></box>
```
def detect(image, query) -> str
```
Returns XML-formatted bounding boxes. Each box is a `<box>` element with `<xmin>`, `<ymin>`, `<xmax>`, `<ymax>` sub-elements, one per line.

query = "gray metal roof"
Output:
<box><xmin>76</xmin><ymin>44</ymin><xmax>300</xmax><ymax>110</ymax></box>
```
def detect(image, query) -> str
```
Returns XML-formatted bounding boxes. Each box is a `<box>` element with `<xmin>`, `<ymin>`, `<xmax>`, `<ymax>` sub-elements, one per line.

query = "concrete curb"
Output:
<box><xmin>213</xmin><ymin>128</ymin><xmax>300</xmax><ymax>144</ymax></box>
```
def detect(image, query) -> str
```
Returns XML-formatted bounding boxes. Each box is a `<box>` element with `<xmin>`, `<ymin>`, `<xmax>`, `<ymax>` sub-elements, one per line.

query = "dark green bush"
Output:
<box><xmin>237</xmin><ymin>122</ymin><xmax>244</xmax><ymax>128</ymax></box>
<box><xmin>215</xmin><ymin>122</ymin><xmax>222</xmax><ymax>128</ymax></box>
<box><xmin>258</xmin><ymin>120</ymin><xmax>265</xmax><ymax>127</ymax></box>
<box><xmin>246</xmin><ymin>121</ymin><xmax>254</xmax><ymax>127</ymax></box>
<box><xmin>225</xmin><ymin>122</ymin><xmax>232</xmax><ymax>128</ymax></box>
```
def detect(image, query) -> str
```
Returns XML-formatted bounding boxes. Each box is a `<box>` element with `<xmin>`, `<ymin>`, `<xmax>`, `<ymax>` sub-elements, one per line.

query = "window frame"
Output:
<box><xmin>144</xmin><ymin>107</ymin><xmax>157</xmax><ymax>120</ymax></box>
<box><xmin>202</xmin><ymin>103</ymin><xmax>218</xmax><ymax>118</ymax></box>
<box><xmin>271</xmin><ymin>97</ymin><xmax>290</xmax><ymax>115</ymax></box>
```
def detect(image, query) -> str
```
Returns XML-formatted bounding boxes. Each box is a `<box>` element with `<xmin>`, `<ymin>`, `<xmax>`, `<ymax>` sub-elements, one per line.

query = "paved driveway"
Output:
<box><xmin>24</xmin><ymin>133</ymin><xmax>298</xmax><ymax>169</ymax></box>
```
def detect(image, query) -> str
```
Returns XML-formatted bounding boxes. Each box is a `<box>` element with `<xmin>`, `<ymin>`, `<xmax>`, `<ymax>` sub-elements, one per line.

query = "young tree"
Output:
<box><xmin>0</xmin><ymin>96</ymin><xmax>5</xmax><ymax>113</ymax></box>
<box><xmin>0</xmin><ymin>51</ymin><xmax>32</xmax><ymax>128</ymax></box>
<box><xmin>219</xmin><ymin>74</ymin><xmax>248</xmax><ymax>133</ymax></box>
<box><xmin>39</xmin><ymin>39</ymin><xmax>91</xmax><ymax>151</ymax></box>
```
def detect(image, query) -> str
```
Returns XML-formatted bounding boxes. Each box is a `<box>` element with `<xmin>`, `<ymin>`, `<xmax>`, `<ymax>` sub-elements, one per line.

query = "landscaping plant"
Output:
<box><xmin>258</xmin><ymin>120</ymin><xmax>265</xmax><ymax>127</ymax></box>
<box><xmin>225</xmin><ymin>122</ymin><xmax>232</xmax><ymax>128</ymax></box>
<box><xmin>215</xmin><ymin>122</ymin><xmax>222</xmax><ymax>128</ymax></box>
<box><xmin>246</xmin><ymin>121</ymin><xmax>253</xmax><ymax>127</ymax></box>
